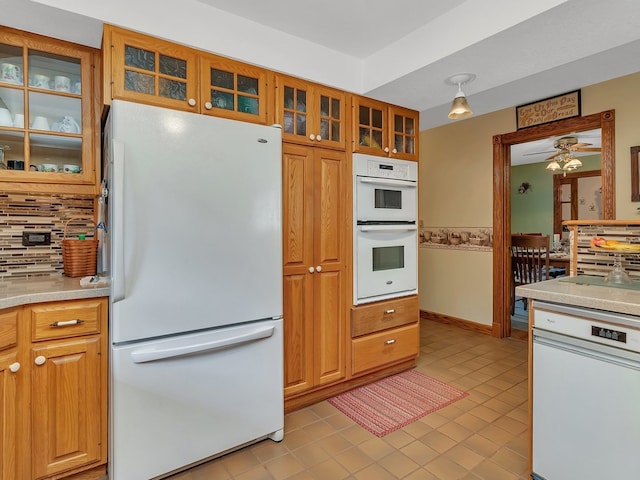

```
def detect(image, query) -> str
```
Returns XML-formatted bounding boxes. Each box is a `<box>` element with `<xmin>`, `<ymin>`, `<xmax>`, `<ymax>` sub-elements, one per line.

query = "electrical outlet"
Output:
<box><xmin>22</xmin><ymin>231</ymin><xmax>51</xmax><ymax>246</ymax></box>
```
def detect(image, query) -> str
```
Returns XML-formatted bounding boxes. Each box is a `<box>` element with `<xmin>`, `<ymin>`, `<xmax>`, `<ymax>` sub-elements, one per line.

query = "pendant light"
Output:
<box><xmin>445</xmin><ymin>73</ymin><xmax>475</xmax><ymax>120</ymax></box>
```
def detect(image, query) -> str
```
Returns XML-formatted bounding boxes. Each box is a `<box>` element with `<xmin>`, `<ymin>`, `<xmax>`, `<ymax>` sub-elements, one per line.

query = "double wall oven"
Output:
<box><xmin>353</xmin><ymin>154</ymin><xmax>418</xmax><ymax>304</ymax></box>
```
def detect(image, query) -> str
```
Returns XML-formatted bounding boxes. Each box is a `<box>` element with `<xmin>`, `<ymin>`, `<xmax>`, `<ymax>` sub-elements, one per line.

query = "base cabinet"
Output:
<box><xmin>0</xmin><ymin>298</ymin><xmax>107</xmax><ymax>480</ymax></box>
<box><xmin>351</xmin><ymin>296</ymin><xmax>420</xmax><ymax>375</ymax></box>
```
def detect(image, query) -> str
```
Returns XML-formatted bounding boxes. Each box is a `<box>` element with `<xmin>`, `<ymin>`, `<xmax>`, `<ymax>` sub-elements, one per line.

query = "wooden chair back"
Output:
<box><xmin>511</xmin><ymin>234</ymin><xmax>550</xmax><ymax>286</ymax></box>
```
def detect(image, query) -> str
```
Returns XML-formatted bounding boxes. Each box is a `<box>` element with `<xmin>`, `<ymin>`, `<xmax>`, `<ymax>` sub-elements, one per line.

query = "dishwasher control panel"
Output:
<box><xmin>533</xmin><ymin>301</ymin><xmax>640</xmax><ymax>353</ymax></box>
<box><xmin>591</xmin><ymin>326</ymin><xmax>627</xmax><ymax>344</ymax></box>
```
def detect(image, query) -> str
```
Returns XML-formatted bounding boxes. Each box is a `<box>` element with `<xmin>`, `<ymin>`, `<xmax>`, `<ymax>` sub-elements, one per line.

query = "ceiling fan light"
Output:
<box><xmin>546</xmin><ymin>161</ymin><xmax>561</xmax><ymax>171</ymax></box>
<box><xmin>564</xmin><ymin>158</ymin><xmax>583</xmax><ymax>170</ymax></box>
<box><xmin>448</xmin><ymin>93</ymin><xmax>473</xmax><ymax>119</ymax></box>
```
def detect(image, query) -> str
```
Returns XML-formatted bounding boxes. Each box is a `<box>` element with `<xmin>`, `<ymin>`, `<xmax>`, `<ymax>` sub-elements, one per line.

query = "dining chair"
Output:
<box><xmin>511</xmin><ymin>234</ymin><xmax>550</xmax><ymax>316</ymax></box>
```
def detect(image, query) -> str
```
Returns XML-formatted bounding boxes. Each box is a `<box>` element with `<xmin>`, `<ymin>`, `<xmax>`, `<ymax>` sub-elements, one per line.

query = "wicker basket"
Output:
<box><xmin>62</xmin><ymin>217</ymin><xmax>99</xmax><ymax>277</ymax></box>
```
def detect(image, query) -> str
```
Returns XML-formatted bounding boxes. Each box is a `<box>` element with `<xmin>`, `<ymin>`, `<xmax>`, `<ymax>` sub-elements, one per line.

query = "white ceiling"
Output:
<box><xmin>3</xmin><ymin>0</ymin><xmax>639</xmax><ymax>162</ymax></box>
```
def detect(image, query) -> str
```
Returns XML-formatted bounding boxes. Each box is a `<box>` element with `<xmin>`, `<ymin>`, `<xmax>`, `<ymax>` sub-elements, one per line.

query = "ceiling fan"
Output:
<box><xmin>544</xmin><ymin>136</ymin><xmax>601</xmax><ymax>161</ymax></box>
<box><xmin>543</xmin><ymin>136</ymin><xmax>601</xmax><ymax>173</ymax></box>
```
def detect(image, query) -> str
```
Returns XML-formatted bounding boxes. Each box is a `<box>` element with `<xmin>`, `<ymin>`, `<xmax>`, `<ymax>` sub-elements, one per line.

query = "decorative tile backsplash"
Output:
<box><xmin>419</xmin><ymin>227</ymin><xmax>493</xmax><ymax>251</ymax></box>
<box><xmin>573</xmin><ymin>223</ymin><xmax>640</xmax><ymax>279</ymax></box>
<box><xmin>0</xmin><ymin>192</ymin><xmax>95</xmax><ymax>278</ymax></box>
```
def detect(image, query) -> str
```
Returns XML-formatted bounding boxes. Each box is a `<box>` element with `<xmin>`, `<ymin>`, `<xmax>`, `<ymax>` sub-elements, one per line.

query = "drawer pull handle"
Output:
<box><xmin>50</xmin><ymin>319</ymin><xmax>84</xmax><ymax>327</ymax></box>
<box><xmin>384</xmin><ymin>309</ymin><xmax>395</xmax><ymax>314</ymax></box>
<box><xmin>384</xmin><ymin>339</ymin><xmax>397</xmax><ymax>345</ymax></box>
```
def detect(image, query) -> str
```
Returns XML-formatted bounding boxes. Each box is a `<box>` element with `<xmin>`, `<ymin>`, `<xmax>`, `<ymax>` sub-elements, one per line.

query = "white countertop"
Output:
<box><xmin>0</xmin><ymin>275</ymin><xmax>110</xmax><ymax>309</ymax></box>
<box><xmin>516</xmin><ymin>277</ymin><xmax>640</xmax><ymax>316</ymax></box>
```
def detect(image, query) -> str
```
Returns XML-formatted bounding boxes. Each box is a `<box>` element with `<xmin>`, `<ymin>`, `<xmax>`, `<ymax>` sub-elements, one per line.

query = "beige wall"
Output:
<box><xmin>419</xmin><ymin>72</ymin><xmax>640</xmax><ymax>326</ymax></box>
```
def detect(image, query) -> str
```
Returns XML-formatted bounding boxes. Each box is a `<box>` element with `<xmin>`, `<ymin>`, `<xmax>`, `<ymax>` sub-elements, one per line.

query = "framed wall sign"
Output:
<box><xmin>632</xmin><ymin>145</ymin><xmax>640</xmax><ymax>202</ymax></box>
<box><xmin>516</xmin><ymin>90</ymin><xmax>581</xmax><ymax>129</ymax></box>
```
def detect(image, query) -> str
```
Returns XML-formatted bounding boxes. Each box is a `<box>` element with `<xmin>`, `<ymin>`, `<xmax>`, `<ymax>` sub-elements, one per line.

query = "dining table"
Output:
<box><xmin>548</xmin><ymin>251</ymin><xmax>570</xmax><ymax>269</ymax></box>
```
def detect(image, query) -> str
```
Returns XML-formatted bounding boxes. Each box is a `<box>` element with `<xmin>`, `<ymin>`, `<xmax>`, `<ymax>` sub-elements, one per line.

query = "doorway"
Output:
<box><xmin>492</xmin><ymin>110</ymin><xmax>615</xmax><ymax>338</ymax></box>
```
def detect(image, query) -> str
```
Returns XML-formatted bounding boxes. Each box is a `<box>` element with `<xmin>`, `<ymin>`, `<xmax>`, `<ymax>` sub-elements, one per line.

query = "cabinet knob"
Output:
<box><xmin>34</xmin><ymin>356</ymin><xmax>46</xmax><ymax>366</ymax></box>
<box><xmin>316</xmin><ymin>135</ymin><xmax>322</xmax><ymax>142</ymax></box>
<box><xmin>187</xmin><ymin>98</ymin><xmax>197</xmax><ymax>107</ymax></box>
<box><xmin>384</xmin><ymin>146</ymin><xmax>390</xmax><ymax>153</ymax></box>
<box><xmin>204</xmin><ymin>102</ymin><xmax>213</xmax><ymax>110</ymax></box>
<box><xmin>391</xmin><ymin>148</ymin><xmax>398</xmax><ymax>154</ymax></box>
<box><xmin>308</xmin><ymin>267</ymin><xmax>315</xmax><ymax>273</ymax></box>
<box><xmin>9</xmin><ymin>362</ymin><xmax>20</xmax><ymax>373</ymax></box>
<box><xmin>309</xmin><ymin>134</ymin><xmax>315</xmax><ymax>140</ymax></box>
<box><xmin>316</xmin><ymin>265</ymin><xmax>322</xmax><ymax>272</ymax></box>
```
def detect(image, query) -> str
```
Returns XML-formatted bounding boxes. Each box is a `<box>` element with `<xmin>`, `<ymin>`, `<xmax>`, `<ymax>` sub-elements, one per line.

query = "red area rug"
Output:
<box><xmin>328</xmin><ymin>370</ymin><xmax>468</xmax><ymax>437</ymax></box>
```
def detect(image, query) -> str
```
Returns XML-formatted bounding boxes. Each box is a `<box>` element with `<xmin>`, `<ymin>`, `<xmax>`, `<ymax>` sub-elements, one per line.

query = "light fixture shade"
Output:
<box><xmin>546</xmin><ymin>161</ymin><xmax>561</xmax><ymax>171</ymax></box>
<box><xmin>563</xmin><ymin>158</ymin><xmax>583</xmax><ymax>170</ymax></box>
<box><xmin>448</xmin><ymin>93</ymin><xmax>473</xmax><ymax>119</ymax></box>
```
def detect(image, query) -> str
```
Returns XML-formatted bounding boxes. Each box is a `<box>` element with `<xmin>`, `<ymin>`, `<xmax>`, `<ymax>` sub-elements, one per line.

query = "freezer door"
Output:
<box><xmin>109</xmin><ymin>319</ymin><xmax>284</xmax><ymax>480</ymax></box>
<box><xmin>106</xmin><ymin>100</ymin><xmax>283</xmax><ymax>343</ymax></box>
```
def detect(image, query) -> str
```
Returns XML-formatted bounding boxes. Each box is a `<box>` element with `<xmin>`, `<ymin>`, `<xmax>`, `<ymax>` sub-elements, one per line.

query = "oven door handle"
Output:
<box><xmin>357</xmin><ymin>177</ymin><xmax>416</xmax><ymax>188</ymax></box>
<box><xmin>359</xmin><ymin>224</ymin><xmax>417</xmax><ymax>233</ymax></box>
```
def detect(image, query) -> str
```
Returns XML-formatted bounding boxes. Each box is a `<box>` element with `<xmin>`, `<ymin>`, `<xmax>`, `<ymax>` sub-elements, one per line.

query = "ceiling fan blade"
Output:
<box><xmin>568</xmin><ymin>142</ymin><xmax>593</xmax><ymax>150</ymax></box>
<box><xmin>545</xmin><ymin>152</ymin><xmax>563</xmax><ymax>161</ymax></box>
<box><xmin>574</xmin><ymin>147</ymin><xmax>601</xmax><ymax>152</ymax></box>
<box><xmin>523</xmin><ymin>150</ymin><xmax>556</xmax><ymax>156</ymax></box>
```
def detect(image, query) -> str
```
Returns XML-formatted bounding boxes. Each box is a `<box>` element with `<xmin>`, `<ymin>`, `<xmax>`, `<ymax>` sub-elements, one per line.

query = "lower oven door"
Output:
<box><xmin>355</xmin><ymin>224</ymin><xmax>417</xmax><ymax>304</ymax></box>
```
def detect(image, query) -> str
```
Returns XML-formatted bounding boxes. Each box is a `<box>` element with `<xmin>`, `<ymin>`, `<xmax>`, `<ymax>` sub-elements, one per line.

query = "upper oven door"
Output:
<box><xmin>355</xmin><ymin>176</ymin><xmax>417</xmax><ymax>223</ymax></box>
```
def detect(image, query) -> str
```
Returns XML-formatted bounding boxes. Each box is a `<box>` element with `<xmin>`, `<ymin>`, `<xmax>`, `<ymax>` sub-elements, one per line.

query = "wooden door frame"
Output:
<box><xmin>492</xmin><ymin>110</ymin><xmax>615</xmax><ymax>338</ymax></box>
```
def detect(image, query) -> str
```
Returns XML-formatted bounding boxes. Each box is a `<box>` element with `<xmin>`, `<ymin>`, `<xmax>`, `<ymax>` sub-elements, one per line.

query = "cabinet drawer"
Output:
<box><xmin>0</xmin><ymin>308</ymin><xmax>19</xmax><ymax>351</ymax></box>
<box><xmin>351</xmin><ymin>296</ymin><xmax>418</xmax><ymax>337</ymax></box>
<box><xmin>29</xmin><ymin>298</ymin><xmax>105</xmax><ymax>342</ymax></box>
<box><xmin>352</xmin><ymin>323</ymin><xmax>419</xmax><ymax>375</ymax></box>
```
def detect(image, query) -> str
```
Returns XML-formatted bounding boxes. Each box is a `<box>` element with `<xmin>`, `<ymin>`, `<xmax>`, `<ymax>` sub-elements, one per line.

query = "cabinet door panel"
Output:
<box><xmin>314</xmin><ymin>148</ymin><xmax>346</xmax><ymax>266</ymax></box>
<box><xmin>314</xmin><ymin>270</ymin><xmax>345</xmax><ymax>385</ymax></box>
<box><xmin>0</xmin><ymin>350</ymin><xmax>18</xmax><ymax>480</ymax></box>
<box><xmin>108</xmin><ymin>26</ymin><xmax>199</xmax><ymax>112</ymax></box>
<box><xmin>283</xmin><ymin>273</ymin><xmax>314</xmax><ymax>395</ymax></box>
<box><xmin>31</xmin><ymin>337</ymin><xmax>101</xmax><ymax>478</ymax></box>
<box><xmin>282</xmin><ymin>144</ymin><xmax>314</xmax><ymax>270</ymax></box>
<box><xmin>200</xmin><ymin>55</ymin><xmax>268</xmax><ymax>124</ymax></box>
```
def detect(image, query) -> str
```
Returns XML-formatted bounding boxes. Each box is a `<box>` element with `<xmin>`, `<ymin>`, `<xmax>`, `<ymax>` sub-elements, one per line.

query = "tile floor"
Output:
<box><xmin>169</xmin><ymin>319</ymin><xmax>530</xmax><ymax>479</ymax></box>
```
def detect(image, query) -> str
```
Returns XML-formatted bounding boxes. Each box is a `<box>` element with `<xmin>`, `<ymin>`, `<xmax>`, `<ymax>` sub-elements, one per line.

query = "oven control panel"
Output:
<box><xmin>353</xmin><ymin>154</ymin><xmax>417</xmax><ymax>182</ymax></box>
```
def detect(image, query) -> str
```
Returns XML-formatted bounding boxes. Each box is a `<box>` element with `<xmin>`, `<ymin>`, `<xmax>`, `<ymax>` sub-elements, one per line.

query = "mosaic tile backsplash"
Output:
<box><xmin>0</xmin><ymin>192</ymin><xmax>95</xmax><ymax>278</ymax></box>
<box><xmin>574</xmin><ymin>223</ymin><xmax>640</xmax><ymax>279</ymax></box>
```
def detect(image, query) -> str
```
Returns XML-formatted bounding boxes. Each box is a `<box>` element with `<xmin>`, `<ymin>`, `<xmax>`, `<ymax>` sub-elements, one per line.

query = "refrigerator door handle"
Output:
<box><xmin>112</xmin><ymin>139</ymin><xmax>126</xmax><ymax>303</ymax></box>
<box><xmin>130</xmin><ymin>325</ymin><xmax>275</xmax><ymax>363</ymax></box>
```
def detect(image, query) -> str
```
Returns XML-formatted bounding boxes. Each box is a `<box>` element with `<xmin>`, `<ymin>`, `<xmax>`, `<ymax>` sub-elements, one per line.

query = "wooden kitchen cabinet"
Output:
<box><xmin>352</xmin><ymin>95</ymin><xmax>419</xmax><ymax>161</ymax></box>
<box><xmin>282</xmin><ymin>143</ymin><xmax>349</xmax><ymax>402</ymax></box>
<box><xmin>104</xmin><ymin>25</ymin><xmax>271</xmax><ymax>124</ymax></box>
<box><xmin>0</xmin><ymin>308</ymin><xmax>20</xmax><ymax>480</ymax></box>
<box><xmin>351</xmin><ymin>296</ymin><xmax>420</xmax><ymax>375</ymax></box>
<box><xmin>27</xmin><ymin>298</ymin><xmax>107</xmax><ymax>479</ymax></box>
<box><xmin>274</xmin><ymin>74</ymin><xmax>348</xmax><ymax>149</ymax></box>
<box><xmin>0</xmin><ymin>26</ymin><xmax>101</xmax><ymax>195</ymax></box>
<box><xmin>0</xmin><ymin>298</ymin><xmax>107</xmax><ymax>480</ymax></box>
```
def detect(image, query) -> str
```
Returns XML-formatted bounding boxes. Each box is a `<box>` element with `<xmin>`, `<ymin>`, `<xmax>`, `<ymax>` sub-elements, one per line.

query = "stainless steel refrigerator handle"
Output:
<box><xmin>130</xmin><ymin>326</ymin><xmax>276</xmax><ymax>363</ymax></box>
<box><xmin>359</xmin><ymin>224</ymin><xmax>417</xmax><ymax>232</ymax></box>
<box><xmin>112</xmin><ymin>139</ymin><xmax>126</xmax><ymax>303</ymax></box>
<box><xmin>357</xmin><ymin>177</ymin><xmax>416</xmax><ymax>187</ymax></box>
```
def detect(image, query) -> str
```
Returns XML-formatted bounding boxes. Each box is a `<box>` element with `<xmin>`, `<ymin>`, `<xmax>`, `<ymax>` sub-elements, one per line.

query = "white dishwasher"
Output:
<box><xmin>532</xmin><ymin>301</ymin><xmax>640</xmax><ymax>480</ymax></box>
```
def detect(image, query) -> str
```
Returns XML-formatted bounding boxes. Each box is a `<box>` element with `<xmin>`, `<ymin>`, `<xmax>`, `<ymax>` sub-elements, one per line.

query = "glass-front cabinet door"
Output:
<box><xmin>275</xmin><ymin>75</ymin><xmax>347</xmax><ymax>149</ymax></box>
<box><xmin>200</xmin><ymin>54</ymin><xmax>268</xmax><ymax>124</ymax></box>
<box><xmin>0</xmin><ymin>27</ymin><xmax>98</xmax><ymax>191</ymax></box>
<box><xmin>106</xmin><ymin>26</ymin><xmax>199</xmax><ymax>112</ymax></box>
<box><xmin>353</xmin><ymin>96</ymin><xmax>419</xmax><ymax>161</ymax></box>
<box><xmin>390</xmin><ymin>105</ymin><xmax>418</xmax><ymax>161</ymax></box>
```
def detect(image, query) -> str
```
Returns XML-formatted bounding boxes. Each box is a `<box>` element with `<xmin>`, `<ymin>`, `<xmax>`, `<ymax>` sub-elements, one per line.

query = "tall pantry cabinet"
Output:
<box><xmin>281</xmin><ymin>144</ymin><xmax>349</xmax><ymax>407</ymax></box>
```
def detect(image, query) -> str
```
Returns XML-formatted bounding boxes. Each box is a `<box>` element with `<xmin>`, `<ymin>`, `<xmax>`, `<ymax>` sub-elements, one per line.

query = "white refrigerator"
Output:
<box><xmin>103</xmin><ymin>100</ymin><xmax>284</xmax><ymax>480</ymax></box>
